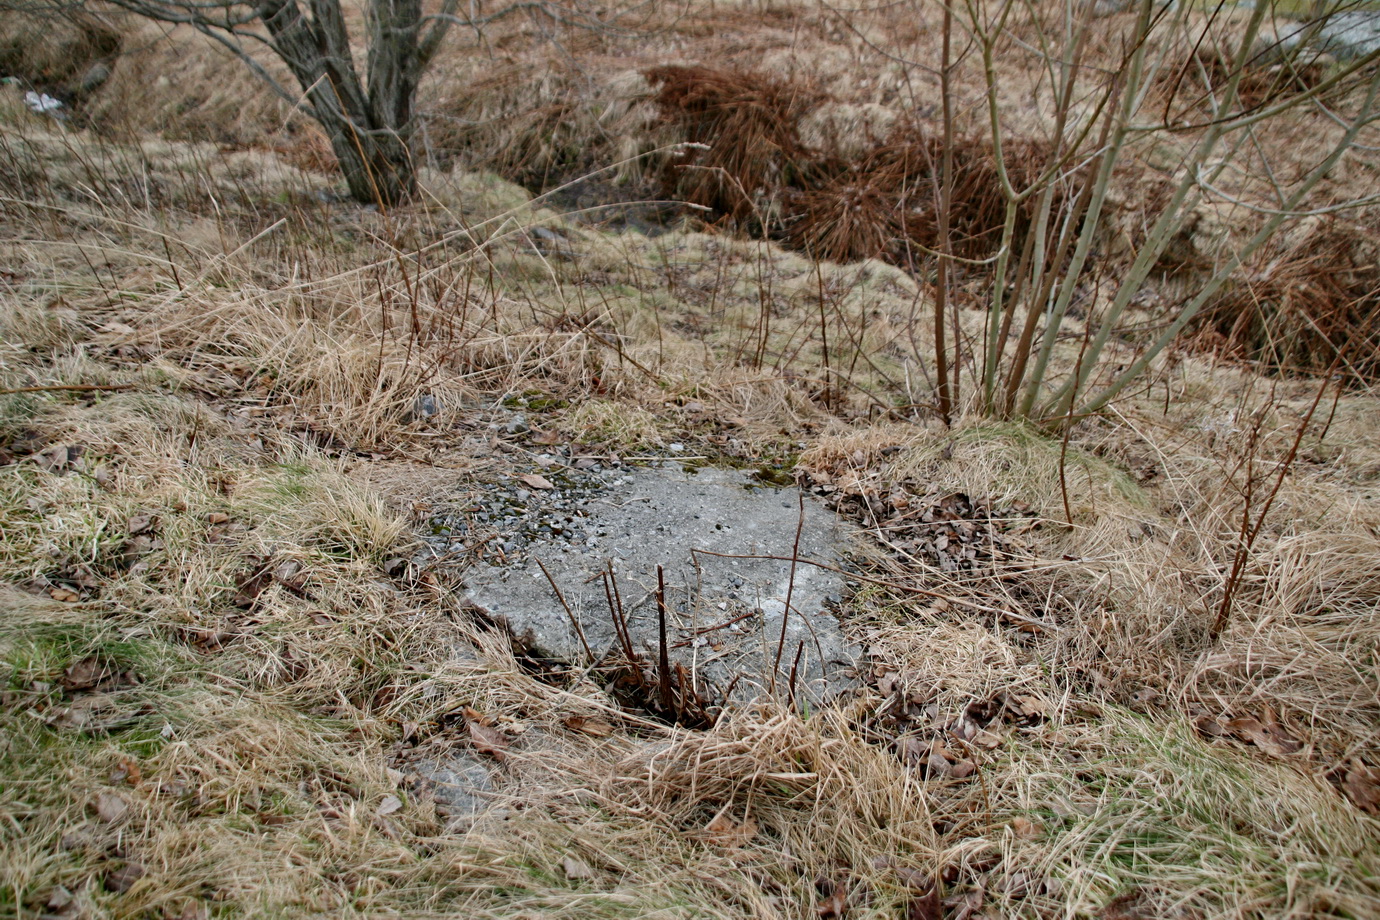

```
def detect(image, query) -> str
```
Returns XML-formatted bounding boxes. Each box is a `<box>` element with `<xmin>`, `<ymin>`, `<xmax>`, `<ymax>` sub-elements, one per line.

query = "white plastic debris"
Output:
<box><xmin>24</xmin><ymin>91</ymin><xmax>63</xmax><ymax>115</ymax></box>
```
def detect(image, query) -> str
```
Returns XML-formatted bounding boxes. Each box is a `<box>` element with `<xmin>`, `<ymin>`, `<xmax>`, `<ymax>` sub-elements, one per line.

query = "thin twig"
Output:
<box><xmin>771</xmin><ymin>491</ymin><xmax>807</xmax><ymax>693</ymax></box>
<box><xmin>535</xmin><ymin>557</ymin><xmax>593</xmax><ymax>663</ymax></box>
<box><xmin>656</xmin><ymin>565</ymin><xmax>674</xmax><ymax>715</ymax></box>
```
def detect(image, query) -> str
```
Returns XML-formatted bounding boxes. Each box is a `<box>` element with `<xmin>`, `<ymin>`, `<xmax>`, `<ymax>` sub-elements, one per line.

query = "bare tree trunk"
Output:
<box><xmin>319</xmin><ymin>103</ymin><xmax>415</xmax><ymax>206</ymax></box>
<box><xmin>257</xmin><ymin>0</ymin><xmax>418</xmax><ymax>206</ymax></box>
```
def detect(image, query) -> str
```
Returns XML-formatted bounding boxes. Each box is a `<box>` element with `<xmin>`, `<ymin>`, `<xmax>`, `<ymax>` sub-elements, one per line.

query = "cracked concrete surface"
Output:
<box><xmin>460</xmin><ymin>465</ymin><xmax>859</xmax><ymax>702</ymax></box>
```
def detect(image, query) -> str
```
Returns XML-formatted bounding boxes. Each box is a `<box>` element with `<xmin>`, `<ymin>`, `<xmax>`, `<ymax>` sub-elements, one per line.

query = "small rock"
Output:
<box><xmin>413</xmin><ymin>755</ymin><xmax>492</xmax><ymax>818</ymax></box>
<box><xmin>413</xmin><ymin>394</ymin><xmax>440</xmax><ymax>418</ymax></box>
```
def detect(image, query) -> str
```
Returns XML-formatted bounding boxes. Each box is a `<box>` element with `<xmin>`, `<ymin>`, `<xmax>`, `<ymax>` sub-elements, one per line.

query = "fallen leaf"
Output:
<box><xmin>898</xmin><ymin>736</ymin><xmax>928</xmax><ymax>767</ymax></box>
<box><xmin>872</xmin><ymin>857</ymin><xmax>930</xmax><ymax>890</ymax></box>
<box><xmin>109</xmin><ymin>758</ymin><xmax>142</xmax><ymax>786</ymax></box>
<box><xmin>60</xmin><ymin>826</ymin><xmax>98</xmax><ymax>852</ymax></box>
<box><xmin>519</xmin><ymin>473</ymin><xmax>555</xmax><ymax>490</ymax></box>
<box><xmin>273</xmin><ymin>560</ymin><xmax>303</xmax><ymax>583</ymax></box>
<box><xmin>37</xmin><ymin>445</ymin><xmax>80</xmax><ymax>474</ymax></box>
<box><xmin>1342</xmin><ymin>761</ymin><xmax>1380</xmax><ymax>814</ymax></box>
<box><xmin>61</xmin><ymin>656</ymin><xmax>111</xmax><ymax>691</ymax></box>
<box><xmin>530</xmin><ymin>430</ymin><xmax>563</xmax><ymax>445</ymax></box>
<box><xmin>104</xmin><ymin>861</ymin><xmax>145</xmax><ymax>893</ymax></box>
<box><xmin>973</xmin><ymin>728</ymin><xmax>1003</xmax><ymax>749</ymax></box>
<box><xmin>815</xmin><ymin>876</ymin><xmax>849</xmax><ymax>918</ymax></box>
<box><xmin>943</xmin><ymin>882</ymin><xmax>988</xmax><ymax>920</ymax></box>
<box><xmin>377</xmin><ymin>794</ymin><xmax>403</xmax><ymax>816</ymax></box>
<box><xmin>126</xmin><ymin>513</ymin><xmax>158</xmax><ymax>536</ymax></box>
<box><xmin>463</xmin><ymin>708</ymin><xmax>510</xmax><ymax>761</ymax></box>
<box><xmin>95</xmin><ymin>792</ymin><xmax>129</xmax><ymax>823</ymax></box>
<box><xmin>1004</xmin><ymin>869</ymin><xmax>1034</xmax><ymax>898</ymax></box>
<box><xmin>704</xmin><ymin>809</ymin><xmax>758</xmax><ymax>847</ymax></box>
<box><xmin>232</xmin><ymin>567</ymin><xmax>274</xmax><ymax>608</ymax></box>
<box><xmin>563</xmin><ymin>715</ymin><xmax>614</xmax><ymax>737</ymax></box>
<box><xmin>46</xmin><ymin>885</ymin><xmax>75</xmax><ymax>912</ymax></box>
<box><xmin>907</xmin><ymin>886</ymin><xmax>942</xmax><ymax>920</ymax></box>
<box><xmin>561</xmin><ymin>854</ymin><xmax>594</xmax><ymax>879</ymax></box>
<box><xmin>1193</xmin><ymin>712</ymin><xmax>1228</xmax><ymax>737</ymax></box>
<box><xmin>1010</xmin><ymin>816</ymin><xmax>1043</xmax><ymax>839</ymax></box>
<box><xmin>1225</xmin><ymin>716</ymin><xmax>1302</xmax><ymax>757</ymax></box>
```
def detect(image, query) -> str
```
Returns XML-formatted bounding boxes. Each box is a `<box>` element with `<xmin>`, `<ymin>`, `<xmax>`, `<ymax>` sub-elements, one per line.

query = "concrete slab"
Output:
<box><xmin>458</xmin><ymin>465</ymin><xmax>859</xmax><ymax>703</ymax></box>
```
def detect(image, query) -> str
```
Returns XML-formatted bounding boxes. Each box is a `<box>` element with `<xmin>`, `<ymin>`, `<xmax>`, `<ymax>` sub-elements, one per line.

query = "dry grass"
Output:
<box><xmin>1189</xmin><ymin>216</ymin><xmax>1380</xmax><ymax>382</ymax></box>
<box><xmin>3</xmin><ymin>4</ymin><xmax>1380</xmax><ymax>918</ymax></box>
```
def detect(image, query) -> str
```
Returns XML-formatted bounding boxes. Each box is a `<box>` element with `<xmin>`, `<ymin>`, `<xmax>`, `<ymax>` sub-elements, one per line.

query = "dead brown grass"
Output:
<box><xmin>1191</xmin><ymin>217</ymin><xmax>1380</xmax><ymax>382</ymax></box>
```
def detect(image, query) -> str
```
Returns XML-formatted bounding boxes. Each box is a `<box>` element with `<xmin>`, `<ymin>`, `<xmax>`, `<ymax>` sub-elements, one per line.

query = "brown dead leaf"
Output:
<box><xmin>907</xmin><ymin>887</ymin><xmax>942</xmax><ymax>920</ymax></box>
<box><xmin>530</xmin><ymin>430</ymin><xmax>563</xmax><ymax>446</ymax></box>
<box><xmin>1193</xmin><ymin>712</ymin><xmax>1228</xmax><ymax>737</ymax></box>
<box><xmin>1010</xmin><ymin>816</ymin><xmax>1043</xmax><ymax>839</ymax></box>
<box><xmin>815</xmin><ymin>876</ymin><xmax>849</xmax><ymax>918</ymax></box>
<box><xmin>561</xmin><ymin>854</ymin><xmax>594</xmax><ymax>879</ymax></box>
<box><xmin>61</xmin><ymin>656</ymin><xmax>112</xmax><ymax>691</ymax></box>
<box><xmin>1342</xmin><ymin>761</ymin><xmax>1380</xmax><ymax>814</ymax></box>
<box><xmin>563</xmin><ymin>715</ymin><xmax>615</xmax><ymax>737</ymax></box>
<box><xmin>45</xmin><ymin>885</ymin><xmax>75</xmax><ymax>913</ymax></box>
<box><xmin>95</xmin><ymin>792</ymin><xmax>129</xmax><ymax>823</ymax></box>
<box><xmin>704</xmin><ymin>809</ymin><xmax>758</xmax><ymax>847</ymax></box>
<box><xmin>109</xmin><ymin>758</ymin><xmax>142</xmax><ymax>786</ymax></box>
<box><xmin>104</xmin><ymin>861</ymin><xmax>145</xmax><ymax>893</ymax></box>
<box><xmin>519</xmin><ymin>473</ymin><xmax>555</xmax><ymax>490</ymax></box>
<box><xmin>973</xmin><ymin>728</ymin><xmax>1003</xmax><ymax>749</ymax></box>
<box><xmin>126</xmin><ymin>513</ymin><xmax>158</xmax><ymax>536</ymax></box>
<box><xmin>944</xmin><ymin>886</ymin><xmax>985</xmax><ymax>920</ymax></box>
<box><xmin>950</xmin><ymin>759</ymin><xmax>976</xmax><ymax>778</ymax></box>
<box><xmin>463</xmin><ymin>708</ymin><xmax>510</xmax><ymax>761</ymax></box>
<box><xmin>232</xmin><ymin>567</ymin><xmax>274</xmax><ymax>608</ymax></box>
<box><xmin>376</xmin><ymin>794</ymin><xmax>403</xmax><ymax>816</ymax></box>
<box><xmin>873</xmin><ymin>857</ymin><xmax>930</xmax><ymax>890</ymax></box>
<box><xmin>36</xmin><ymin>445</ymin><xmax>82</xmax><ymax>474</ymax></box>
<box><xmin>50</xmin><ymin>692</ymin><xmax>135</xmax><ymax>732</ymax></box>
<box><xmin>1004</xmin><ymin>870</ymin><xmax>1034</xmax><ymax>898</ymax></box>
<box><xmin>898</xmin><ymin>736</ymin><xmax>928</xmax><ymax>767</ymax></box>
<box><xmin>1224</xmin><ymin>716</ymin><xmax>1302</xmax><ymax>757</ymax></box>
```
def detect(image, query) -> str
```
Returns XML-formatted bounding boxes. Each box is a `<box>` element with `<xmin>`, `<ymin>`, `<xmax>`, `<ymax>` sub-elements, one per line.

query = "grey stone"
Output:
<box><xmin>413</xmin><ymin>754</ymin><xmax>492</xmax><ymax>818</ymax></box>
<box><xmin>1275</xmin><ymin>12</ymin><xmax>1380</xmax><ymax>60</ymax></box>
<box><xmin>462</xmin><ymin>466</ymin><xmax>859</xmax><ymax>703</ymax></box>
<box><xmin>412</xmin><ymin>394</ymin><xmax>440</xmax><ymax>418</ymax></box>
